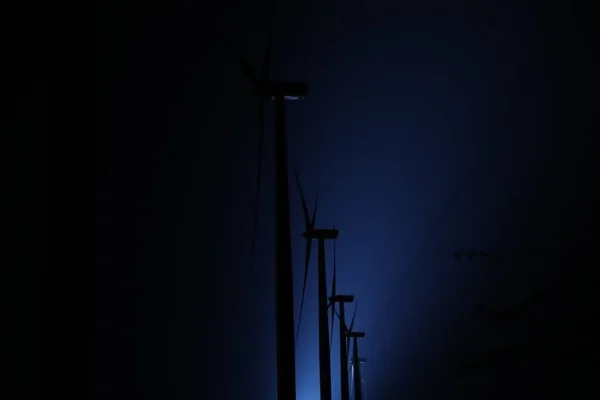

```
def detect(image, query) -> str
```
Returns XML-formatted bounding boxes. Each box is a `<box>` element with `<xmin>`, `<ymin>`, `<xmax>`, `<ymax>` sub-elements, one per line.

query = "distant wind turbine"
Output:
<box><xmin>294</xmin><ymin>168</ymin><xmax>338</xmax><ymax>400</ymax></box>
<box><xmin>328</xmin><ymin>238</ymin><xmax>355</xmax><ymax>400</ymax></box>
<box><xmin>347</xmin><ymin>330</ymin><xmax>366</xmax><ymax>400</ymax></box>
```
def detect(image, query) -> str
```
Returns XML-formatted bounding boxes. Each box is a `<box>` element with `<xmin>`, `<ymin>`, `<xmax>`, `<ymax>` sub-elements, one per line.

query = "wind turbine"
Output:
<box><xmin>347</xmin><ymin>330</ymin><xmax>367</xmax><ymax>400</ymax></box>
<box><xmin>331</xmin><ymin>300</ymin><xmax>361</xmax><ymax>400</ymax></box>
<box><xmin>294</xmin><ymin>169</ymin><xmax>338</xmax><ymax>400</ymax></box>
<box><xmin>327</xmin><ymin>238</ymin><xmax>355</xmax><ymax>400</ymax></box>
<box><xmin>339</xmin><ymin>302</ymin><xmax>366</xmax><ymax>400</ymax></box>
<box><xmin>220</xmin><ymin>3</ymin><xmax>308</xmax><ymax>399</ymax></box>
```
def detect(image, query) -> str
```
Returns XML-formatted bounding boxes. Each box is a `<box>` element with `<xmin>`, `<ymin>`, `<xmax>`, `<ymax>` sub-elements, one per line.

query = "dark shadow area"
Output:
<box><xmin>95</xmin><ymin>1</ymin><xmax>597</xmax><ymax>399</ymax></box>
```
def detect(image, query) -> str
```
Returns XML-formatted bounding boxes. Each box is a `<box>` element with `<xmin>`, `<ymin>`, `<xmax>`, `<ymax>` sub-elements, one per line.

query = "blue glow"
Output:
<box><xmin>95</xmin><ymin>1</ymin><xmax>596</xmax><ymax>399</ymax></box>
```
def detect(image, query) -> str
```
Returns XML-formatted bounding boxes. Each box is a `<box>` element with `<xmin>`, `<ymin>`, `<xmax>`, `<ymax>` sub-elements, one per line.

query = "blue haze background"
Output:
<box><xmin>96</xmin><ymin>1</ymin><xmax>598</xmax><ymax>399</ymax></box>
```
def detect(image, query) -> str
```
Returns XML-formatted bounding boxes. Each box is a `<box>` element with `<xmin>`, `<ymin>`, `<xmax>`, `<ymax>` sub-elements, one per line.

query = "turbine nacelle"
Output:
<box><xmin>303</xmin><ymin>228</ymin><xmax>339</xmax><ymax>240</ymax></box>
<box><xmin>330</xmin><ymin>294</ymin><xmax>355</xmax><ymax>304</ymax></box>
<box><xmin>269</xmin><ymin>81</ymin><xmax>309</xmax><ymax>100</ymax></box>
<box><xmin>347</xmin><ymin>332</ymin><xmax>365</xmax><ymax>339</ymax></box>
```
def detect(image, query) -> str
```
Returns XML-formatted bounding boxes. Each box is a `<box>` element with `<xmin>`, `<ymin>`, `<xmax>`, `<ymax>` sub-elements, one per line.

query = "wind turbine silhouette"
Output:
<box><xmin>220</xmin><ymin>2</ymin><xmax>307</xmax><ymax>399</ymax></box>
<box><xmin>330</xmin><ymin>297</ymin><xmax>361</xmax><ymax>400</ymax></box>
<box><xmin>328</xmin><ymin>238</ymin><xmax>355</xmax><ymax>400</ymax></box>
<box><xmin>348</xmin><ymin>328</ymin><xmax>366</xmax><ymax>400</ymax></box>
<box><xmin>294</xmin><ymin>168</ymin><xmax>337</xmax><ymax>400</ymax></box>
<box><xmin>340</xmin><ymin>303</ymin><xmax>366</xmax><ymax>400</ymax></box>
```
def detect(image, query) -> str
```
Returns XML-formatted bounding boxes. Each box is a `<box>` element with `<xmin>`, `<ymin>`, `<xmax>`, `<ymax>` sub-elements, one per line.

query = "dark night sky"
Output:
<box><xmin>96</xmin><ymin>1</ymin><xmax>598</xmax><ymax>399</ymax></box>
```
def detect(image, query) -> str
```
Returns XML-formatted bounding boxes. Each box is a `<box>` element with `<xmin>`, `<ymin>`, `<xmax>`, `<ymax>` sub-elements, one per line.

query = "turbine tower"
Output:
<box><xmin>333</xmin><ymin>301</ymin><xmax>361</xmax><ymax>400</ymax></box>
<box><xmin>294</xmin><ymin>169</ymin><xmax>337</xmax><ymax>400</ymax></box>
<box><xmin>327</xmin><ymin>238</ymin><xmax>355</xmax><ymax>400</ymax></box>
<box><xmin>349</xmin><ymin>357</ymin><xmax>368</xmax><ymax>400</ymax></box>
<box><xmin>347</xmin><ymin>331</ymin><xmax>366</xmax><ymax>400</ymax></box>
<box><xmin>220</xmin><ymin>3</ymin><xmax>307</xmax><ymax>399</ymax></box>
<box><xmin>330</xmin><ymin>294</ymin><xmax>355</xmax><ymax>400</ymax></box>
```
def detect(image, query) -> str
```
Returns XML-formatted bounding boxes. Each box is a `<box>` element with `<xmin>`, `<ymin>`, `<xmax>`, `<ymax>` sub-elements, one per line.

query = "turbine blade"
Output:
<box><xmin>331</xmin><ymin>306</ymin><xmax>349</xmax><ymax>355</ymax></box>
<box><xmin>348</xmin><ymin>341</ymin><xmax>353</xmax><ymax>375</ymax></box>
<box><xmin>329</xmin><ymin>240</ymin><xmax>337</xmax><ymax>350</ymax></box>
<box><xmin>310</xmin><ymin>192</ymin><xmax>319</xmax><ymax>230</ymax></box>
<box><xmin>347</xmin><ymin>302</ymin><xmax>357</xmax><ymax>354</ymax></box>
<box><xmin>295</xmin><ymin>237</ymin><xmax>312</xmax><ymax>351</ymax></box>
<box><xmin>220</xmin><ymin>35</ymin><xmax>261</xmax><ymax>86</ymax></box>
<box><xmin>346</xmin><ymin>335</ymin><xmax>351</xmax><ymax>357</ymax></box>
<box><xmin>305</xmin><ymin>230</ymin><xmax>313</xmax><ymax>269</ymax></box>
<box><xmin>293</xmin><ymin>167</ymin><xmax>311</xmax><ymax>230</ymax></box>
<box><xmin>349</xmin><ymin>302</ymin><xmax>357</xmax><ymax>332</ymax></box>
<box><xmin>261</xmin><ymin>7</ymin><xmax>274</xmax><ymax>81</ymax></box>
<box><xmin>333</xmin><ymin>308</ymin><xmax>342</xmax><ymax>320</ymax></box>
